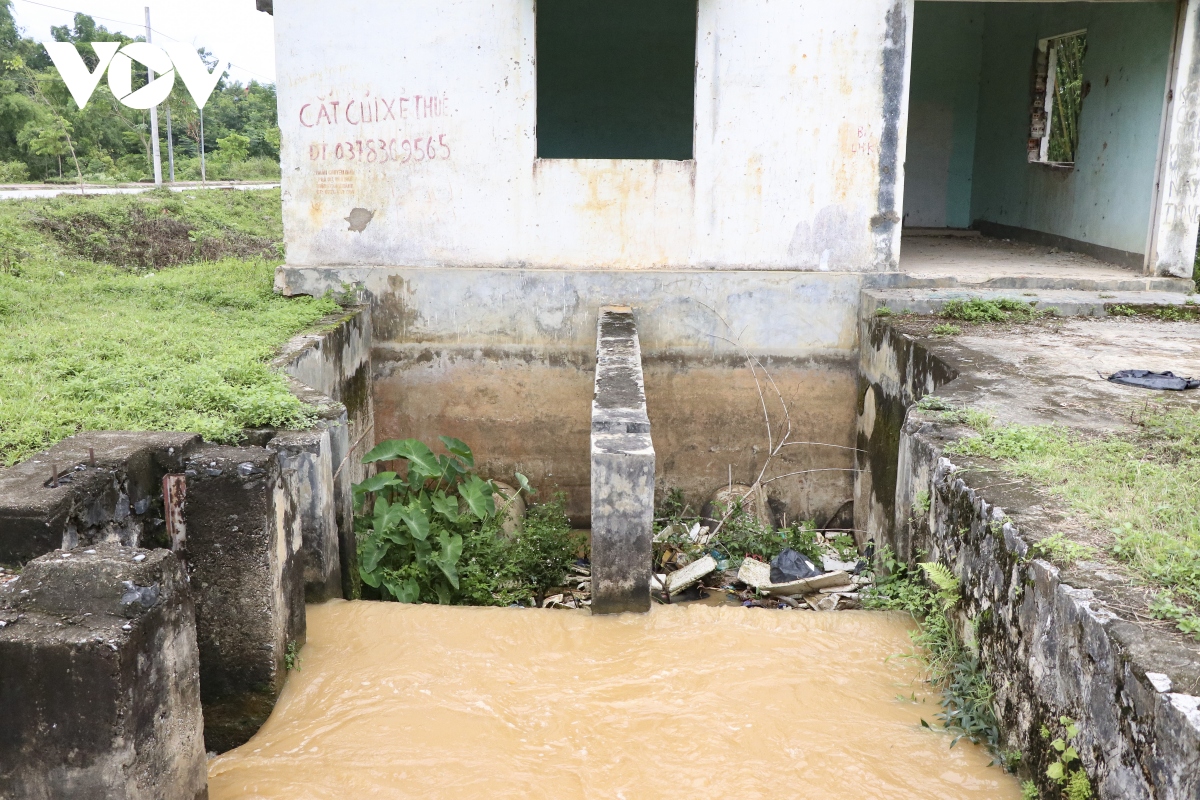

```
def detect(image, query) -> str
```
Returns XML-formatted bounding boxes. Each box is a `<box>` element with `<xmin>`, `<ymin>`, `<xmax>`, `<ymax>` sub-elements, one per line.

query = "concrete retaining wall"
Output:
<box><xmin>857</xmin><ymin>300</ymin><xmax>1200</xmax><ymax>799</ymax></box>
<box><xmin>278</xmin><ymin>266</ymin><xmax>860</xmax><ymax>528</ymax></box>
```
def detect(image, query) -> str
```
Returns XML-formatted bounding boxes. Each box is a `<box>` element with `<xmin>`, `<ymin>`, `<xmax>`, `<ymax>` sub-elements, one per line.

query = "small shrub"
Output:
<box><xmin>284</xmin><ymin>640</ymin><xmax>301</xmax><ymax>672</ymax></box>
<box><xmin>913</xmin><ymin>490</ymin><xmax>931</xmax><ymax>517</ymax></box>
<box><xmin>932</xmin><ymin>323</ymin><xmax>962</xmax><ymax>336</ymax></box>
<box><xmin>0</xmin><ymin>160</ymin><xmax>30</xmax><ymax>183</ymax></box>
<box><xmin>876</xmin><ymin>306</ymin><xmax>893</xmax><ymax>317</ymax></box>
<box><xmin>1021</xmin><ymin>780</ymin><xmax>1039</xmax><ymax>799</ymax></box>
<box><xmin>712</xmin><ymin>501</ymin><xmax>823</xmax><ymax>564</ymax></box>
<box><xmin>1149</xmin><ymin>591</ymin><xmax>1200</xmax><ymax>641</ymax></box>
<box><xmin>354</xmin><ymin>437</ymin><xmax>581</xmax><ymax>606</ymax></box>
<box><xmin>1105</xmin><ymin>304</ymin><xmax>1138</xmax><ymax>317</ymax></box>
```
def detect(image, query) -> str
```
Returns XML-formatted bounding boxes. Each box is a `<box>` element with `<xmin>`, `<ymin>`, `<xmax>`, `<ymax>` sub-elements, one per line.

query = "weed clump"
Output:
<box><xmin>862</xmin><ymin>550</ymin><xmax>1001</xmax><ymax>754</ymax></box>
<box><xmin>941</xmin><ymin>298</ymin><xmax>1047</xmax><ymax>324</ymax></box>
<box><xmin>354</xmin><ymin>437</ymin><xmax>584</xmax><ymax>607</ymax></box>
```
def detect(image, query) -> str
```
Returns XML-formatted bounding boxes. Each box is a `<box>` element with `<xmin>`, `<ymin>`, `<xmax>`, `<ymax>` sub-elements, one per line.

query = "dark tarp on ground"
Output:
<box><xmin>1107</xmin><ymin>370</ymin><xmax>1200</xmax><ymax>391</ymax></box>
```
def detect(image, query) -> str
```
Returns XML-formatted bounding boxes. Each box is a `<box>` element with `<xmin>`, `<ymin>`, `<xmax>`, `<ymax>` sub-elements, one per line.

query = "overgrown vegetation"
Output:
<box><xmin>862</xmin><ymin>550</ymin><xmax>1002</xmax><ymax>755</ymax></box>
<box><xmin>353</xmin><ymin>437</ymin><xmax>583</xmax><ymax>606</ymax></box>
<box><xmin>0</xmin><ymin>4</ymin><xmax>280</xmax><ymax>183</ymax></box>
<box><xmin>1103</xmin><ymin>303</ymin><xmax>1200</xmax><ymax>322</ymax></box>
<box><xmin>947</xmin><ymin>403</ymin><xmax>1200</xmax><ymax>640</ymax></box>
<box><xmin>0</xmin><ymin>188</ymin><xmax>339</xmax><ymax>465</ymax></box>
<box><xmin>941</xmin><ymin>298</ymin><xmax>1052</xmax><ymax>324</ymax></box>
<box><xmin>931</xmin><ymin>323</ymin><xmax>962</xmax><ymax>336</ymax></box>
<box><xmin>652</xmin><ymin>487</ymin><xmax>853</xmax><ymax>572</ymax></box>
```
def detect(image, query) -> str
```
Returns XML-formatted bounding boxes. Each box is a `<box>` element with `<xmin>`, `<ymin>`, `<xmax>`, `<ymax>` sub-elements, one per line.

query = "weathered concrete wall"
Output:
<box><xmin>590</xmin><ymin>307</ymin><xmax>654</xmax><ymax>614</ymax></box>
<box><xmin>184</xmin><ymin>444</ymin><xmax>305</xmax><ymax>753</ymax></box>
<box><xmin>1149</xmin><ymin>0</ymin><xmax>1200</xmax><ymax>277</ymax></box>
<box><xmin>906</xmin><ymin>447</ymin><xmax>1200</xmax><ymax>800</ymax></box>
<box><xmin>278</xmin><ymin>266</ymin><xmax>860</xmax><ymax>526</ymax></box>
<box><xmin>853</xmin><ymin>309</ymin><xmax>955</xmax><ymax>552</ymax></box>
<box><xmin>969</xmin><ymin>1</ymin><xmax>1177</xmax><ymax>262</ymax></box>
<box><xmin>274</xmin><ymin>307</ymin><xmax>374</xmax><ymax>599</ymax></box>
<box><xmin>857</xmin><ymin>302</ymin><xmax>1200</xmax><ymax>799</ymax></box>
<box><xmin>0</xmin><ymin>545</ymin><xmax>207</xmax><ymax>800</ymax></box>
<box><xmin>271</xmin><ymin>0</ymin><xmax>913</xmax><ymax>271</ymax></box>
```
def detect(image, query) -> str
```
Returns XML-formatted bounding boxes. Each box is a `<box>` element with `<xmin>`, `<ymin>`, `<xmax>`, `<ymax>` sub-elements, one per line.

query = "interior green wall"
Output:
<box><xmin>969</xmin><ymin>2</ymin><xmax>1176</xmax><ymax>255</ymax></box>
<box><xmin>904</xmin><ymin>2</ymin><xmax>985</xmax><ymax>229</ymax></box>
<box><xmin>536</xmin><ymin>0</ymin><xmax>697</xmax><ymax>160</ymax></box>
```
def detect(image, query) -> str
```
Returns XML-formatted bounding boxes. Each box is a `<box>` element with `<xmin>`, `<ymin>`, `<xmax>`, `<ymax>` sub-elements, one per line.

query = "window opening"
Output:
<box><xmin>1029</xmin><ymin>31</ymin><xmax>1087</xmax><ymax>166</ymax></box>
<box><xmin>536</xmin><ymin>0</ymin><xmax>697</xmax><ymax>160</ymax></box>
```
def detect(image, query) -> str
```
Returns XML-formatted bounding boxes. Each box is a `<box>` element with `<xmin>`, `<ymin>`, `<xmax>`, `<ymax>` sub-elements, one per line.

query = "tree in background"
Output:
<box><xmin>0</xmin><ymin>1</ymin><xmax>280</xmax><ymax>182</ymax></box>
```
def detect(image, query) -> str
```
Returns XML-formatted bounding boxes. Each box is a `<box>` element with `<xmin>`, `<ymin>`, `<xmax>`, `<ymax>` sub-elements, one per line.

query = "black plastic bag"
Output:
<box><xmin>770</xmin><ymin>548</ymin><xmax>822</xmax><ymax>583</ymax></box>
<box><xmin>1108</xmin><ymin>370</ymin><xmax>1200</xmax><ymax>391</ymax></box>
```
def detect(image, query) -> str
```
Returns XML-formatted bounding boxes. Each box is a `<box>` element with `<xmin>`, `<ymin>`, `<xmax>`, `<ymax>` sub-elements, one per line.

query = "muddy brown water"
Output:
<box><xmin>208</xmin><ymin>600</ymin><xmax>1023</xmax><ymax>799</ymax></box>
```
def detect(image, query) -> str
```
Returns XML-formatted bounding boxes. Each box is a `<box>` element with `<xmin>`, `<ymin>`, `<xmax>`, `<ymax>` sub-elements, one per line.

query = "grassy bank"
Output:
<box><xmin>948</xmin><ymin>402</ymin><xmax>1200</xmax><ymax>638</ymax></box>
<box><xmin>0</xmin><ymin>188</ymin><xmax>339</xmax><ymax>466</ymax></box>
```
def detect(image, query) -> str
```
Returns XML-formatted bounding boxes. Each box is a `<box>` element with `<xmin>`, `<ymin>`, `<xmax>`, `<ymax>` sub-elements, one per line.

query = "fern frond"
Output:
<box><xmin>919</xmin><ymin>561</ymin><xmax>961</xmax><ymax>605</ymax></box>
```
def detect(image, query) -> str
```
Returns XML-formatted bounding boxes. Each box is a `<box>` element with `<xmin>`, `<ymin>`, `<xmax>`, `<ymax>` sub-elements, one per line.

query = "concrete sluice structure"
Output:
<box><xmin>4</xmin><ymin>0</ymin><xmax>1200</xmax><ymax>795</ymax></box>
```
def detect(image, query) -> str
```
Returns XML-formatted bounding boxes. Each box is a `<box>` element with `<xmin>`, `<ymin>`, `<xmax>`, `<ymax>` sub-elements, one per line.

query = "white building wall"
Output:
<box><xmin>273</xmin><ymin>0</ymin><xmax>910</xmax><ymax>271</ymax></box>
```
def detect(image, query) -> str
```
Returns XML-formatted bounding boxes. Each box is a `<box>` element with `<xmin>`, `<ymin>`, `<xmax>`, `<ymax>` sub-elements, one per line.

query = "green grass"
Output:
<box><xmin>947</xmin><ymin>403</ymin><xmax>1200</xmax><ymax>638</ymax></box>
<box><xmin>941</xmin><ymin>298</ymin><xmax>1051</xmax><ymax>324</ymax></box>
<box><xmin>0</xmin><ymin>188</ymin><xmax>339</xmax><ymax>465</ymax></box>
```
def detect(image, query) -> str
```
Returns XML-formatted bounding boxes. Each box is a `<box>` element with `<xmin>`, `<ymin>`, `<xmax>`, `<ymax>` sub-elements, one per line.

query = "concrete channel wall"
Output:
<box><xmin>0</xmin><ymin>307</ymin><xmax>374</xmax><ymax>794</ymax></box>
<box><xmin>855</xmin><ymin>294</ymin><xmax>1200</xmax><ymax>799</ymax></box>
<box><xmin>590</xmin><ymin>307</ymin><xmax>655</xmax><ymax>615</ymax></box>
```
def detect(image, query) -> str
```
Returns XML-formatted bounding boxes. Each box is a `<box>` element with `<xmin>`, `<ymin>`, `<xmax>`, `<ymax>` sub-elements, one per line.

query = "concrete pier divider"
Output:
<box><xmin>590</xmin><ymin>306</ymin><xmax>655</xmax><ymax>614</ymax></box>
<box><xmin>184</xmin><ymin>444</ymin><xmax>306</xmax><ymax>753</ymax></box>
<box><xmin>0</xmin><ymin>544</ymin><xmax>207</xmax><ymax>799</ymax></box>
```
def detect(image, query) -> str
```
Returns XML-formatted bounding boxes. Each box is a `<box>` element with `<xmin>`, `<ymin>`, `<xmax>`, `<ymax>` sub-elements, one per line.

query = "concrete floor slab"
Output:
<box><xmin>898</xmin><ymin>234</ymin><xmax>1194</xmax><ymax>292</ymax></box>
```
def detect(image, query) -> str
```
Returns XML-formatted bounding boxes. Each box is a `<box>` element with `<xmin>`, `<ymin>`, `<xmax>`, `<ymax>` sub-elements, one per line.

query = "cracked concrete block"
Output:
<box><xmin>271</xmin><ymin>426</ymin><xmax>341</xmax><ymax>601</ymax></box>
<box><xmin>0</xmin><ymin>544</ymin><xmax>206</xmax><ymax>799</ymax></box>
<box><xmin>590</xmin><ymin>306</ymin><xmax>655</xmax><ymax>615</ymax></box>
<box><xmin>184</xmin><ymin>445</ymin><xmax>305</xmax><ymax>753</ymax></box>
<box><xmin>0</xmin><ymin>432</ymin><xmax>201</xmax><ymax>566</ymax></box>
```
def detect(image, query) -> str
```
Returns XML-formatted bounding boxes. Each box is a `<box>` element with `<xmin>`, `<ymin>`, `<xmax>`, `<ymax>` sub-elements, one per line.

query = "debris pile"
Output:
<box><xmin>650</xmin><ymin>487</ymin><xmax>874</xmax><ymax>611</ymax></box>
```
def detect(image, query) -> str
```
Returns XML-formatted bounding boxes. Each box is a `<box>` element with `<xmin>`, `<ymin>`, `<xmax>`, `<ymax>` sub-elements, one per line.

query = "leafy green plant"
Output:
<box><xmin>942</xmin><ymin>298</ymin><xmax>1045</xmax><ymax>324</ymax></box>
<box><xmin>1029</xmin><ymin>533</ymin><xmax>1097</xmax><ymax>567</ymax></box>
<box><xmin>711</xmin><ymin>500</ymin><xmax>823</xmax><ymax>564</ymax></box>
<box><xmin>1022</xmin><ymin>780</ymin><xmax>1039</xmax><ymax>800</ymax></box>
<box><xmin>1105</xmin><ymin>304</ymin><xmax>1138</xmax><ymax>317</ymax></box>
<box><xmin>284</xmin><ymin>640</ymin><xmax>301</xmax><ymax>672</ymax></box>
<box><xmin>1149</xmin><ymin>591</ymin><xmax>1200</xmax><ymax>641</ymax></box>
<box><xmin>354</xmin><ymin>438</ymin><xmax>581</xmax><ymax>607</ymax></box>
<box><xmin>355</xmin><ymin>437</ymin><xmax>526</xmax><ymax>603</ymax></box>
<box><xmin>914</xmin><ymin>490</ymin><xmax>931</xmax><ymax>517</ymax></box>
<box><xmin>864</xmin><ymin>550</ymin><xmax>1000</xmax><ymax>755</ymax></box>
<box><xmin>1044</xmin><ymin>716</ymin><xmax>1090</xmax><ymax>798</ymax></box>
<box><xmin>509</xmin><ymin>497</ymin><xmax>583</xmax><ymax>603</ymax></box>
<box><xmin>932</xmin><ymin>323</ymin><xmax>962</xmax><ymax>336</ymax></box>
<box><xmin>876</xmin><ymin>306</ymin><xmax>893</xmax><ymax>317</ymax></box>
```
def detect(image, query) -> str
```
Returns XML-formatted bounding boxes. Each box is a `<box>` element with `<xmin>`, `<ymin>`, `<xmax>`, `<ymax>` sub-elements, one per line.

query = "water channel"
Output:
<box><xmin>208</xmin><ymin>600</ymin><xmax>1025</xmax><ymax>799</ymax></box>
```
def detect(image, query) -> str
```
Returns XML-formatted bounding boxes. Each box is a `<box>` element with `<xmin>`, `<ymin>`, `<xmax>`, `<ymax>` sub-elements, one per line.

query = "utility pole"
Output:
<box><xmin>165</xmin><ymin>105</ymin><xmax>175</xmax><ymax>182</ymax></box>
<box><xmin>145</xmin><ymin>6</ymin><xmax>162</xmax><ymax>186</ymax></box>
<box><xmin>199</xmin><ymin>106</ymin><xmax>206</xmax><ymax>184</ymax></box>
